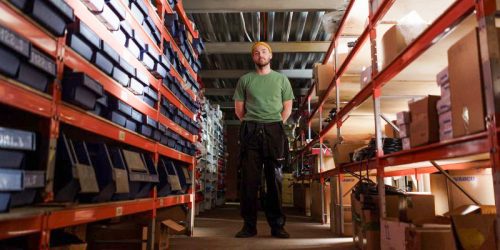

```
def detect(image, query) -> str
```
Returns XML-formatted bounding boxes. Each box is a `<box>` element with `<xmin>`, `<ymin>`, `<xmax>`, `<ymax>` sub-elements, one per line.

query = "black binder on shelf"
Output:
<box><xmin>54</xmin><ymin>134</ymin><xmax>99</xmax><ymax>202</ymax></box>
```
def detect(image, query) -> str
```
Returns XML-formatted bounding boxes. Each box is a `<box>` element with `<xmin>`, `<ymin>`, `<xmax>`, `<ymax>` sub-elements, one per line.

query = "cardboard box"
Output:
<box><xmin>157</xmin><ymin>219</ymin><xmax>185</xmax><ymax>250</ymax></box>
<box><xmin>380</xmin><ymin>218</ymin><xmax>412</xmax><ymax>250</ymax></box>
<box><xmin>381</xmin><ymin>25</ymin><xmax>408</xmax><ymax>68</ymax></box>
<box><xmin>396</xmin><ymin>111</ymin><xmax>411</xmax><ymax>125</ymax></box>
<box><xmin>293</xmin><ymin>182</ymin><xmax>311</xmax><ymax>215</ymax></box>
<box><xmin>431</xmin><ymin>169</ymin><xmax>494</xmax><ymax>215</ymax></box>
<box><xmin>448</xmin><ymin>29</ymin><xmax>486</xmax><ymax>137</ymax></box>
<box><xmin>439</xmin><ymin>111</ymin><xmax>452</xmax><ymax>131</ymax></box>
<box><xmin>282</xmin><ymin>173</ymin><xmax>294</xmax><ymax>205</ymax></box>
<box><xmin>436</xmin><ymin>67</ymin><xmax>450</xmax><ymax>86</ymax></box>
<box><xmin>385</xmin><ymin>122</ymin><xmax>399</xmax><ymax>138</ymax></box>
<box><xmin>312</xmin><ymin>155</ymin><xmax>335</xmax><ymax>174</ymax></box>
<box><xmin>51</xmin><ymin>244</ymin><xmax>88</xmax><ymax>250</ymax></box>
<box><xmin>398</xmin><ymin>123</ymin><xmax>410</xmax><ymax>138</ymax></box>
<box><xmin>311</xmin><ymin>181</ymin><xmax>331</xmax><ymax>223</ymax></box>
<box><xmin>333</xmin><ymin>142</ymin><xmax>366</xmax><ymax>167</ymax></box>
<box><xmin>381</xmin><ymin>13</ymin><xmax>428</xmax><ymax>68</ymax></box>
<box><xmin>452</xmin><ymin>214</ymin><xmax>496</xmax><ymax>250</ymax></box>
<box><xmin>87</xmin><ymin>222</ymin><xmax>148</xmax><ymax>250</ymax></box>
<box><xmin>402</xmin><ymin>137</ymin><xmax>411</xmax><ymax>150</ymax></box>
<box><xmin>314</xmin><ymin>63</ymin><xmax>335</xmax><ymax>97</ymax></box>
<box><xmin>409</xmin><ymin>96</ymin><xmax>440</xmax><ymax>147</ymax></box>
<box><xmin>406</xmin><ymin>228</ymin><xmax>457</xmax><ymax>250</ymax></box>
<box><xmin>437</xmin><ymin>96</ymin><xmax>451</xmax><ymax>115</ymax></box>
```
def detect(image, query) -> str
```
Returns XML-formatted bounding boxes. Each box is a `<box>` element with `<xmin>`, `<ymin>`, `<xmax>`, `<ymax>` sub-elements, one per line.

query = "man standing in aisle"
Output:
<box><xmin>233</xmin><ymin>42</ymin><xmax>294</xmax><ymax>238</ymax></box>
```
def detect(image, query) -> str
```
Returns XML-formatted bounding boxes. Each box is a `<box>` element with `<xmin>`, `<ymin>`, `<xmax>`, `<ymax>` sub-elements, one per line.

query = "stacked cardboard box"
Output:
<box><xmin>311</xmin><ymin>181</ymin><xmax>331</xmax><ymax>223</ymax></box>
<box><xmin>436</xmin><ymin>68</ymin><xmax>453</xmax><ymax>141</ymax></box>
<box><xmin>314</xmin><ymin>63</ymin><xmax>335</xmax><ymax>97</ymax></box>
<box><xmin>409</xmin><ymin>96</ymin><xmax>440</xmax><ymax>148</ymax></box>
<box><xmin>396</xmin><ymin>111</ymin><xmax>411</xmax><ymax>150</ymax></box>
<box><xmin>384</xmin><ymin>120</ymin><xmax>399</xmax><ymax>138</ymax></box>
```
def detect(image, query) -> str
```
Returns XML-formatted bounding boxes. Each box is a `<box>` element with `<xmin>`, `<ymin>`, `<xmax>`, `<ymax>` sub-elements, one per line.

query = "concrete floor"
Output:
<box><xmin>170</xmin><ymin>204</ymin><xmax>356</xmax><ymax>250</ymax></box>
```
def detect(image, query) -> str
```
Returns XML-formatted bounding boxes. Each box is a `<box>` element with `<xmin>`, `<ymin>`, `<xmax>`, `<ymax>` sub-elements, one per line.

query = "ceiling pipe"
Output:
<box><xmin>251</xmin><ymin>12</ymin><xmax>261</xmax><ymax>41</ymax></box>
<box><xmin>291</xmin><ymin>12</ymin><xmax>308</xmax><ymax>68</ymax></box>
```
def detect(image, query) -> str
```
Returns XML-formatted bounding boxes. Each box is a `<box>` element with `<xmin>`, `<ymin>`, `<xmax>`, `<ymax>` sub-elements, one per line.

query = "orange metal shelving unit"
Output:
<box><xmin>0</xmin><ymin>0</ymin><xmax>202</xmax><ymax>247</ymax></box>
<box><xmin>292</xmin><ymin>0</ymin><xmax>500</xmax><ymax>243</ymax></box>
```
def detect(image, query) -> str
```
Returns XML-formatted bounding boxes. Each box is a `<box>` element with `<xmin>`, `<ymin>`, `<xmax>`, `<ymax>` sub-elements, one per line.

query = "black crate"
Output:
<box><xmin>126</xmin><ymin>37</ymin><xmax>141</xmax><ymax>59</ymax></box>
<box><xmin>112</xmin><ymin>66</ymin><xmax>130</xmax><ymax>87</ymax></box>
<box><xmin>101</xmin><ymin>41</ymin><xmax>119</xmax><ymax>63</ymax></box>
<box><xmin>139</xmin><ymin>124</ymin><xmax>153</xmax><ymax>137</ymax></box>
<box><xmin>112</xmin><ymin>28</ymin><xmax>127</xmax><ymax>47</ymax></box>
<box><xmin>27</xmin><ymin>0</ymin><xmax>70</xmax><ymax>36</ymax></box>
<box><xmin>17</xmin><ymin>63</ymin><xmax>50</xmax><ymax>93</ymax></box>
<box><xmin>130</xmin><ymin>109</ymin><xmax>143</xmax><ymax>123</ymax></box>
<box><xmin>0</xmin><ymin>25</ymin><xmax>30</xmax><ymax>58</ymax></box>
<box><xmin>143</xmin><ymin>116</ymin><xmax>158</xmax><ymax>128</ymax></box>
<box><xmin>118</xmin><ymin>57</ymin><xmax>135</xmax><ymax>76</ymax></box>
<box><xmin>67</xmin><ymin>34</ymin><xmax>93</xmax><ymax>61</ymax></box>
<box><xmin>54</xmin><ymin>135</ymin><xmax>99</xmax><ymax>202</ymax></box>
<box><xmin>108</xmin><ymin>111</ymin><xmax>127</xmax><ymax>127</ymax></box>
<box><xmin>136</xmin><ymin>70</ymin><xmax>149</xmax><ymax>86</ymax></box>
<box><xmin>62</xmin><ymin>73</ymin><xmax>104</xmax><ymax>110</ymax></box>
<box><xmin>0</xmin><ymin>46</ymin><xmax>21</xmax><ymax>78</ymax></box>
<box><xmin>68</xmin><ymin>19</ymin><xmax>101</xmax><ymax>49</ymax></box>
<box><xmin>29</xmin><ymin>48</ymin><xmax>56</xmax><ymax>77</ymax></box>
<box><xmin>125</xmin><ymin>119</ymin><xmax>137</xmax><ymax>132</ymax></box>
<box><xmin>142</xmin><ymin>95</ymin><xmax>155</xmax><ymax>108</ymax></box>
<box><xmin>93</xmin><ymin>52</ymin><xmax>113</xmax><ymax>75</ymax></box>
<box><xmin>108</xmin><ymin>97</ymin><xmax>132</xmax><ymax>117</ymax></box>
<box><xmin>0</xmin><ymin>150</ymin><xmax>26</xmax><ymax>169</ymax></box>
<box><xmin>0</xmin><ymin>127</ymin><xmax>36</xmax><ymax>151</ymax></box>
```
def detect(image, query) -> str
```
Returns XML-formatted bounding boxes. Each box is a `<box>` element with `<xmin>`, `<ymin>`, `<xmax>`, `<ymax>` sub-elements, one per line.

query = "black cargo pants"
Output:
<box><xmin>239</xmin><ymin>121</ymin><xmax>288</xmax><ymax>230</ymax></box>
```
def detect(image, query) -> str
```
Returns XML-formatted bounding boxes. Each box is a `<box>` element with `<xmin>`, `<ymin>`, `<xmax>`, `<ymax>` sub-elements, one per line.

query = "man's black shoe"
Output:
<box><xmin>235</xmin><ymin>226</ymin><xmax>257</xmax><ymax>238</ymax></box>
<box><xmin>271</xmin><ymin>228</ymin><xmax>290</xmax><ymax>238</ymax></box>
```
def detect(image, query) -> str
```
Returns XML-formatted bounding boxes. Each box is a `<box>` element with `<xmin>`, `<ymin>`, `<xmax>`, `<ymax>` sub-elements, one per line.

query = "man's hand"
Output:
<box><xmin>235</xmin><ymin>101</ymin><xmax>245</xmax><ymax>121</ymax></box>
<box><xmin>281</xmin><ymin>100</ymin><xmax>293</xmax><ymax>123</ymax></box>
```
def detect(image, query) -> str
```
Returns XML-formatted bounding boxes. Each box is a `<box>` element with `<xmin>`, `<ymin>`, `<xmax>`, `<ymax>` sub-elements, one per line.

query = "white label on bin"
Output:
<box><xmin>116</xmin><ymin>206</ymin><xmax>123</xmax><ymax>216</ymax></box>
<box><xmin>119</xmin><ymin>131</ymin><xmax>126</xmax><ymax>141</ymax></box>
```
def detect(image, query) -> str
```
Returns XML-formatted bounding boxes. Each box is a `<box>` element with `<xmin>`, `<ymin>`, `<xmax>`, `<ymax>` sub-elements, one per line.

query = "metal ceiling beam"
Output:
<box><xmin>205</xmin><ymin>88</ymin><xmax>310</xmax><ymax>96</ymax></box>
<box><xmin>183</xmin><ymin>0</ymin><xmax>344</xmax><ymax>13</ymax></box>
<box><xmin>204</xmin><ymin>42</ymin><xmax>331</xmax><ymax>54</ymax></box>
<box><xmin>201</xmin><ymin>69</ymin><xmax>313</xmax><ymax>79</ymax></box>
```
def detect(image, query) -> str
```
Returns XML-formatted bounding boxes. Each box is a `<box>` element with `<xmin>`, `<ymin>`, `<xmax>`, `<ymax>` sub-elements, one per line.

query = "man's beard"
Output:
<box><xmin>255</xmin><ymin>58</ymin><xmax>271</xmax><ymax>68</ymax></box>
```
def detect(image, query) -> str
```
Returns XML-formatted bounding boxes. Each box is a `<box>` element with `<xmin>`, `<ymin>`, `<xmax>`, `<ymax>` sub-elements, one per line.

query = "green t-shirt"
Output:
<box><xmin>233</xmin><ymin>70</ymin><xmax>295</xmax><ymax>122</ymax></box>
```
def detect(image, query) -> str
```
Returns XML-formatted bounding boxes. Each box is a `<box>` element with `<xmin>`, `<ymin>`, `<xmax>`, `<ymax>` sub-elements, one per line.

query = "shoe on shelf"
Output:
<box><xmin>271</xmin><ymin>227</ymin><xmax>290</xmax><ymax>238</ymax></box>
<box><xmin>235</xmin><ymin>225</ymin><xmax>257</xmax><ymax>238</ymax></box>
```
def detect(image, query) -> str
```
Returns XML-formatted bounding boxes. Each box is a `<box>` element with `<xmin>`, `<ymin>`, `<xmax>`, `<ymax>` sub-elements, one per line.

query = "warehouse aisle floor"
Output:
<box><xmin>170</xmin><ymin>204</ymin><xmax>356</xmax><ymax>250</ymax></box>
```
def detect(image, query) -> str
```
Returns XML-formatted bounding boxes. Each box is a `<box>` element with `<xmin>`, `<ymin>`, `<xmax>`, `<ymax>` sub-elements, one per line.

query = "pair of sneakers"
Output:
<box><xmin>235</xmin><ymin>225</ymin><xmax>290</xmax><ymax>238</ymax></box>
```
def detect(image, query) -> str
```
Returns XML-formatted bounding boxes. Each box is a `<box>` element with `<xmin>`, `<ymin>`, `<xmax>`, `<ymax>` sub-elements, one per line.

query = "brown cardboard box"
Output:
<box><xmin>385</xmin><ymin>121</ymin><xmax>399</xmax><ymax>138</ymax></box>
<box><xmin>396</xmin><ymin>111</ymin><xmax>411</xmax><ymax>125</ymax></box>
<box><xmin>452</xmin><ymin>214</ymin><xmax>497</xmax><ymax>250</ymax></box>
<box><xmin>293</xmin><ymin>182</ymin><xmax>311</xmax><ymax>215</ymax></box>
<box><xmin>314</xmin><ymin>63</ymin><xmax>335</xmax><ymax>97</ymax></box>
<box><xmin>436</xmin><ymin>67</ymin><xmax>449</xmax><ymax>86</ymax></box>
<box><xmin>87</xmin><ymin>222</ymin><xmax>148</xmax><ymax>250</ymax></box>
<box><xmin>431</xmin><ymin>169</ymin><xmax>494</xmax><ymax>215</ymax></box>
<box><xmin>311</xmin><ymin>181</ymin><xmax>331</xmax><ymax>223</ymax></box>
<box><xmin>402</xmin><ymin>137</ymin><xmax>411</xmax><ymax>150</ymax></box>
<box><xmin>398</xmin><ymin>123</ymin><xmax>410</xmax><ymax>138</ymax></box>
<box><xmin>333</xmin><ymin>142</ymin><xmax>366</xmax><ymax>167</ymax></box>
<box><xmin>448</xmin><ymin>29</ymin><xmax>486</xmax><ymax>137</ymax></box>
<box><xmin>312</xmin><ymin>155</ymin><xmax>335</xmax><ymax>174</ymax></box>
<box><xmin>157</xmin><ymin>220</ymin><xmax>185</xmax><ymax>250</ymax></box>
<box><xmin>369</xmin><ymin>193</ymin><xmax>435</xmax><ymax>223</ymax></box>
<box><xmin>381</xmin><ymin>25</ymin><xmax>408</xmax><ymax>68</ymax></box>
<box><xmin>51</xmin><ymin>244</ymin><xmax>88</xmax><ymax>250</ymax></box>
<box><xmin>409</xmin><ymin>96</ymin><xmax>440</xmax><ymax>147</ymax></box>
<box><xmin>282</xmin><ymin>173</ymin><xmax>294</xmax><ymax>205</ymax></box>
<box><xmin>380</xmin><ymin>218</ymin><xmax>412</xmax><ymax>250</ymax></box>
<box><xmin>406</xmin><ymin>228</ymin><xmax>457</xmax><ymax>250</ymax></box>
